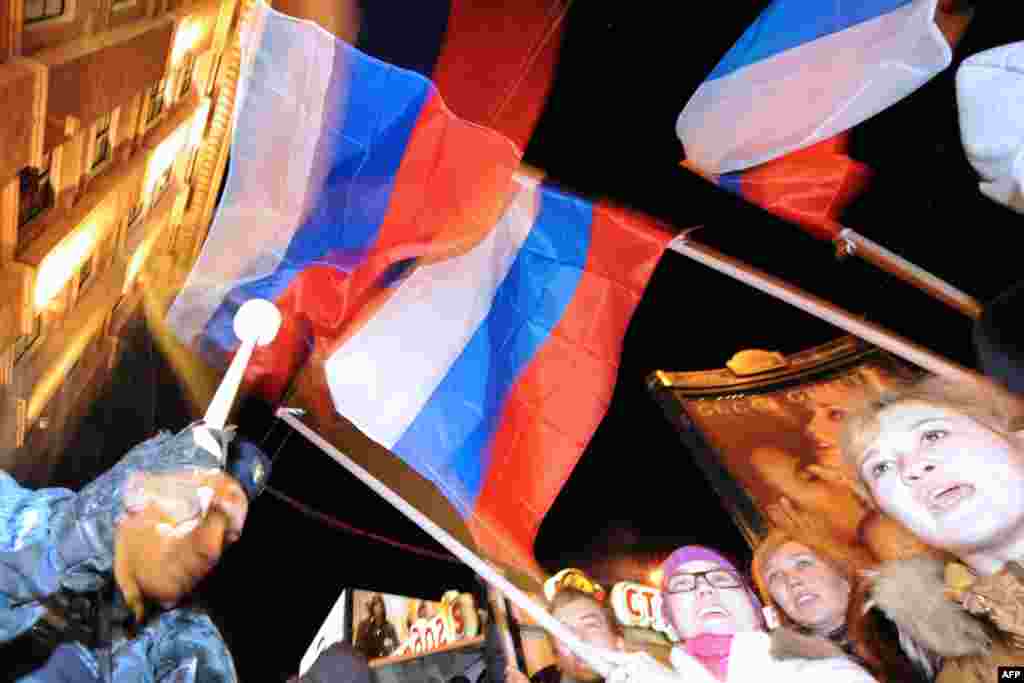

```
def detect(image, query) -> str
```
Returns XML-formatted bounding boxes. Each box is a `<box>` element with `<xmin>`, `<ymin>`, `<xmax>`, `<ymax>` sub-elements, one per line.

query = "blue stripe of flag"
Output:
<box><xmin>708</xmin><ymin>0</ymin><xmax>913</xmax><ymax>81</ymax></box>
<box><xmin>202</xmin><ymin>39</ymin><xmax>433</xmax><ymax>351</ymax></box>
<box><xmin>392</xmin><ymin>184</ymin><xmax>593</xmax><ymax>516</ymax></box>
<box><xmin>719</xmin><ymin>172</ymin><xmax>744</xmax><ymax>197</ymax></box>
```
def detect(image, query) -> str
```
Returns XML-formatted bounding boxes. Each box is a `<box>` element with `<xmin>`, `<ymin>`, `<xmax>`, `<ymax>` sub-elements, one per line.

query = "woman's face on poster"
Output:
<box><xmin>802</xmin><ymin>383</ymin><xmax>856</xmax><ymax>464</ymax></box>
<box><xmin>858</xmin><ymin>402</ymin><xmax>1024</xmax><ymax>552</ymax></box>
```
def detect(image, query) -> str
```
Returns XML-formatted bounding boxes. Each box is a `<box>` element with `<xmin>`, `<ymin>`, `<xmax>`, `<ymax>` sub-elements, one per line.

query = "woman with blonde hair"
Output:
<box><xmin>751</xmin><ymin>519</ymin><xmax>929</xmax><ymax>682</ymax></box>
<box><xmin>841</xmin><ymin>374</ymin><xmax>1024</xmax><ymax>683</ymax></box>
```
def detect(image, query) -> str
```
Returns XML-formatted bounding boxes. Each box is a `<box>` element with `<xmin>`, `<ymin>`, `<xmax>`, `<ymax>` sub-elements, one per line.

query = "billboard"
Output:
<box><xmin>648</xmin><ymin>337</ymin><xmax>935</xmax><ymax>562</ymax></box>
<box><xmin>301</xmin><ymin>588</ymin><xmax>485</xmax><ymax>679</ymax></box>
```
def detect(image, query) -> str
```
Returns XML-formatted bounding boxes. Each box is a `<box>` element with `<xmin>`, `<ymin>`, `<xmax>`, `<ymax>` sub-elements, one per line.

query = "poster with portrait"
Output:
<box><xmin>300</xmin><ymin>588</ymin><xmax>487</xmax><ymax>681</ymax></box>
<box><xmin>350</xmin><ymin>590</ymin><xmax>442</xmax><ymax>660</ymax></box>
<box><xmin>648</xmin><ymin>336</ymin><xmax>929</xmax><ymax>563</ymax></box>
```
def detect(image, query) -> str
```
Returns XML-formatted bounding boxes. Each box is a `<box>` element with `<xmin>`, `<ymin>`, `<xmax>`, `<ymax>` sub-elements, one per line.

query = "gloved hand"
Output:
<box><xmin>3</xmin><ymin>426</ymin><xmax>228</xmax><ymax>603</ymax></box>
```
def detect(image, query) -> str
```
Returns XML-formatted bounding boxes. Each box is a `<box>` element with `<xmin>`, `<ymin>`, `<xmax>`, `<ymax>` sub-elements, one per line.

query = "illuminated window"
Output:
<box><xmin>185</xmin><ymin>147</ymin><xmax>199</xmax><ymax>184</ymax></box>
<box><xmin>91</xmin><ymin>114</ymin><xmax>112</xmax><ymax>171</ymax></box>
<box><xmin>180</xmin><ymin>55</ymin><xmax>195</xmax><ymax>98</ymax></box>
<box><xmin>152</xmin><ymin>166</ymin><xmax>172</xmax><ymax>203</ymax></box>
<box><xmin>126</xmin><ymin>201</ymin><xmax>143</xmax><ymax>227</ymax></box>
<box><xmin>18</xmin><ymin>152</ymin><xmax>54</xmax><ymax>236</ymax></box>
<box><xmin>78</xmin><ymin>253</ymin><xmax>95</xmax><ymax>293</ymax></box>
<box><xmin>146</xmin><ymin>81</ymin><xmax>166</xmax><ymax>126</ymax></box>
<box><xmin>14</xmin><ymin>315</ymin><xmax>42</xmax><ymax>365</ymax></box>
<box><xmin>25</xmin><ymin>0</ymin><xmax>65</xmax><ymax>23</ymax></box>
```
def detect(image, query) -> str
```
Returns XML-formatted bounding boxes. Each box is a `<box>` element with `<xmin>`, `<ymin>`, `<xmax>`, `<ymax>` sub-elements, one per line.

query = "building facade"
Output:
<box><xmin>0</xmin><ymin>0</ymin><xmax>249</xmax><ymax>483</ymax></box>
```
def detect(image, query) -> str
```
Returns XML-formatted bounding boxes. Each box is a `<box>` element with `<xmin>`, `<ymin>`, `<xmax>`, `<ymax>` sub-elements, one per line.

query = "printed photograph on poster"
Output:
<box><xmin>651</xmin><ymin>338</ymin><xmax>935</xmax><ymax>564</ymax></box>
<box><xmin>350</xmin><ymin>589</ymin><xmax>481</xmax><ymax>661</ymax></box>
<box><xmin>350</xmin><ymin>591</ymin><xmax>433</xmax><ymax>660</ymax></box>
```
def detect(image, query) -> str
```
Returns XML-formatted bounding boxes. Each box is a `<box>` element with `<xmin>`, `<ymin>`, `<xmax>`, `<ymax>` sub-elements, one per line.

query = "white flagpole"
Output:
<box><xmin>274</xmin><ymin>409</ymin><xmax>618</xmax><ymax>679</ymax></box>
<box><xmin>668</xmin><ymin>232</ymin><xmax>984</xmax><ymax>387</ymax></box>
<box><xmin>193</xmin><ymin>299</ymin><xmax>282</xmax><ymax>461</ymax></box>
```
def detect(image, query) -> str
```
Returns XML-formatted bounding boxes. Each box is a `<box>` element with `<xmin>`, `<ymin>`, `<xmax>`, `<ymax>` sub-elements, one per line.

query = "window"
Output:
<box><xmin>185</xmin><ymin>147</ymin><xmax>199</xmax><ymax>184</ymax></box>
<box><xmin>14</xmin><ymin>316</ymin><xmax>42</xmax><ymax>366</ymax></box>
<box><xmin>126</xmin><ymin>201</ymin><xmax>143</xmax><ymax>227</ymax></box>
<box><xmin>25</xmin><ymin>0</ymin><xmax>65</xmax><ymax>23</ymax></box>
<box><xmin>179</xmin><ymin>55</ymin><xmax>195</xmax><ymax>98</ymax></box>
<box><xmin>91</xmin><ymin>114</ymin><xmax>112</xmax><ymax>171</ymax></box>
<box><xmin>146</xmin><ymin>81</ymin><xmax>165</xmax><ymax>126</ymax></box>
<box><xmin>78</xmin><ymin>253</ymin><xmax>95</xmax><ymax>293</ymax></box>
<box><xmin>18</xmin><ymin>152</ymin><xmax>55</xmax><ymax>232</ymax></box>
<box><xmin>152</xmin><ymin>166</ymin><xmax>172</xmax><ymax>203</ymax></box>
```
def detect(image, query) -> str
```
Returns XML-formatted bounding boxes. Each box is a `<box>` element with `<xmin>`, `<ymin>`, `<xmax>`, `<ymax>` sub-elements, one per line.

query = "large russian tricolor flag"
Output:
<box><xmin>678</xmin><ymin>0</ymin><xmax>953</xmax><ymax>175</ymax></box>
<box><xmin>168</xmin><ymin>0</ymin><xmax>669</xmax><ymax>580</ymax></box>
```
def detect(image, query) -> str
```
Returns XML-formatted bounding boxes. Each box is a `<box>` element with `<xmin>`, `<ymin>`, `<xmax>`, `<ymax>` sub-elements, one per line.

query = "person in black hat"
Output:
<box><xmin>0</xmin><ymin>423</ymin><xmax>272</xmax><ymax>682</ymax></box>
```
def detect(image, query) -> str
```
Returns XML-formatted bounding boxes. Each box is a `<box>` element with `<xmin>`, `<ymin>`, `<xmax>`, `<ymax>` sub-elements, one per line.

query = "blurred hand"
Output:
<box><xmin>766</xmin><ymin>496</ymin><xmax>831</xmax><ymax>537</ymax></box>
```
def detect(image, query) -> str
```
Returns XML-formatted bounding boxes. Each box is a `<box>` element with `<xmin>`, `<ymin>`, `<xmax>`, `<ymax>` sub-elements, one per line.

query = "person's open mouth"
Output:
<box><xmin>928</xmin><ymin>483</ymin><xmax>976</xmax><ymax>513</ymax></box>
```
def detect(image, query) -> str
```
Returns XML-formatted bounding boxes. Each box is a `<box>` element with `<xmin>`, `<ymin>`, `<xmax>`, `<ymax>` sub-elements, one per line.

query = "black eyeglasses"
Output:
<box><xmin>665</xmin><ymin>569</ymin><xmax>743</xmax><ymax>594</ymax></box>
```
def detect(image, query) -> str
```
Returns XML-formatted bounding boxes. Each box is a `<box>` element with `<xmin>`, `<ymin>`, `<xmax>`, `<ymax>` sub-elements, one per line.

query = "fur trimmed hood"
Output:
<box><xmin>868</xmin><ymin>556</ymin><xmax>992</xmax><ymax>658</ymax></box>
<box><xmin>769</xmin><ymin>627</ymin><xmax>848</xmax><ymax>661</ymax></box>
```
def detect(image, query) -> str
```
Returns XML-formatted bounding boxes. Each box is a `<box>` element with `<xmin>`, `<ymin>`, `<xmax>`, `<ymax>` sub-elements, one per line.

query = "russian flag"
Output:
<box><xmin>678</xmin><ymin>0</ymin><xmax>952</xmax><ymax>175</ymax></box>
<box><xmin>356</xmin><ymin>0</ymin><xmax>568</xmax><ymax>151</ymax></box>
<box><xmin>692</xmin><ymin>133</ymin><xmax>873</xmax><ymax>241</ymax></box>
<box><xmin>168</xmin><ymin>1</ymin><xmax>669</xmax><ymax>580</ymax></box>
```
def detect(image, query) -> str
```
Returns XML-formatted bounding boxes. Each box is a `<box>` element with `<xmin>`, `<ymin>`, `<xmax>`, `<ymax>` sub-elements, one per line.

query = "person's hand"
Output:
<box><xmin>504</xmin><ymin>665</ymin><xmax>531</xmax><ymax>683</ymax></box>
<box><xmin>804</xmin><ymin>462</ymin><xmax>858</xmax><ymax>488</ymax></box>
<box><xmin>766</xmin><ymin>496</ymin><xmax>832</xmax><ymax>538</ymax></box>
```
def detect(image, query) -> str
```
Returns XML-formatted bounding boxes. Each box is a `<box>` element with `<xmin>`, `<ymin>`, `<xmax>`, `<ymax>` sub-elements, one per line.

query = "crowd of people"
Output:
<box><xmin>5</xmin><ymin>352</ymin><xmax>1024</xmax><ymax>682</ymax></box>
<box><xmin>3</xmin><ymin>0</ymin><xmax>1023</xmax><ymax>677</ymax></box>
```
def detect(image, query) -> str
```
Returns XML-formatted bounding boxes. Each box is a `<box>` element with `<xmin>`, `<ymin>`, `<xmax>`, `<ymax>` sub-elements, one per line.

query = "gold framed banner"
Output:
<box><xmin>648</xmin><ymin>337</ymin><xmax>927</xmax><ymax>562</ymax></box>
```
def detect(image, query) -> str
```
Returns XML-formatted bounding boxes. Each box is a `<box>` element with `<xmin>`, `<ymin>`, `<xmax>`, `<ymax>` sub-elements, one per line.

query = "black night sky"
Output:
<box><xmin>27</xmin><ymin>2</ymin><xmax>1024</xmax><ymax>680</ymax></box>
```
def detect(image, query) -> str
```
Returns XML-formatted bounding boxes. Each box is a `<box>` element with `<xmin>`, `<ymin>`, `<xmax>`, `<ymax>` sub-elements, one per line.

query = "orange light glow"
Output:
<box><xmin>34</xmin><ymin>224</ymin><xmax>99</xmax><ymax>309</ymax></box>
<box><xmin>126</xmin><ymin>231</ymin><xmax>157</xmax><ymax>288</ymax></box>
<box><xmin>190</xmin><ymin>98</ymin><xmax>212</xmax><ymax>147</ymax></box>
<box><xmin>648</xmin><ymin>568</ymin><xmax>664</xmax><ymax>587</ymax></box>
<box><xmin>146</xmin><ymin>125</ymin><xmax>188</xmax><ymax>198</ymax></box>
<box><xmin>171</xmin><ymin>19</ymin><xmax>203</xmax><ymax>66</ymax></box>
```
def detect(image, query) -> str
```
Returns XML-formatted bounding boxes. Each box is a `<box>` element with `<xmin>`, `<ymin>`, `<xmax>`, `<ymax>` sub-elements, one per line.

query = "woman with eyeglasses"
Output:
<box><xmin>658</xmin><ymin>546</ymin><xmax>878</xmax><ymax>682</ymax></box>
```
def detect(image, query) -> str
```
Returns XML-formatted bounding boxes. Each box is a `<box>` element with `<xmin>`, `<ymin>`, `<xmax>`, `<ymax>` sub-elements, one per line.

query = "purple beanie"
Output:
<box><xmin>660</xmin><ymin>546</ymin><xmax>764</xmax><ymax>629</ymax></box>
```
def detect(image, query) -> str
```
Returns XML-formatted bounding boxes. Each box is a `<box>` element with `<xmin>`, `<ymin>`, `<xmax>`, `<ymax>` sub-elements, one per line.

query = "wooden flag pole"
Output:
<box><xmin>275</xmin><ymin>409</ymin><xmax>619</xmax><ymax>680</ymax></box>
<box><xmin>668</xmin><ymin>232</ymin><xmax>984</xmax><ymax>387</ymax></box>
<box><xmin>836</xmin><ymin>228</ymin><xmax>982</xmax><ymax>319</ymax></box>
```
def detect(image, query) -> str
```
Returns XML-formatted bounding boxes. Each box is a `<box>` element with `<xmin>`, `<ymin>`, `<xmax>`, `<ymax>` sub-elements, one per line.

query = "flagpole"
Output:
<box><xmin>667</xmin><ymin>232</ymin><xmax>984</xmax><ymax>387</ymax></box>
<box><xmin>274</xmin><ymin>409</ymin><xmax>618</xmax><ymax>680</ymax></box>
<box><xmin>836</xmin><ymin>228</ymin><xmax>982</xmax><ymax>319</ymax></box>
<box><xmin>485</xmin><ymin>581</ymin><xmax>524</xmax><ymax>675</ymax></box>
